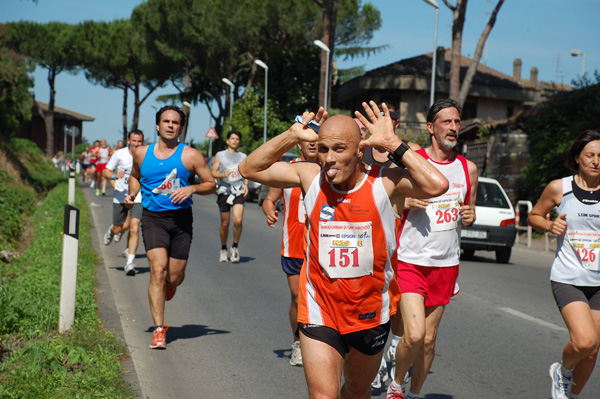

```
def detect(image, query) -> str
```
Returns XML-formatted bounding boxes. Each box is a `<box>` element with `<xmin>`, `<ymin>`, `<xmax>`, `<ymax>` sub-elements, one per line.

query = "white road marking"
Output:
<box><xmin>498</xmin><ymin>307</ymin><xmax>567</xmax><ymax>332</ymax></box>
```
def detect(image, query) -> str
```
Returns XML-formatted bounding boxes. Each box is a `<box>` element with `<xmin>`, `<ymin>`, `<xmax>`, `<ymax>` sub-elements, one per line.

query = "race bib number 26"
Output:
<box><xmin>568</xmin><ymin>230</ymin><xmax>600</xmax><ymax>271</ymax></box>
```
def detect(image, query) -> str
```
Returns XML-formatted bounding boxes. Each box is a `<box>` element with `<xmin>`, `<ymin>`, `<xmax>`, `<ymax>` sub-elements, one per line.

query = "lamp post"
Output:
<box><xmin>423</xmin><ymin>0</ymin><xmax>439</xmax><ymax>107</ymax></box>
<box><xmin>254</xmin><ymin>59</ymin><xmax>268</xmax><ymax>143</ymax></box>
<box><xmin>313</xmin><ymin>39</ymin><xmax>331</xmax><ymax>111</ymax></box>
<box><xmin>182</xmin><ymin>101</ymin><xmax>191</xmax><ymax>144</ymax></box>
<box><xmin>221</xmin><ymin>78</ymin><xmax>234</xmax><ymax>131</ymax></box>
<box><xmin>570</xmin><ymin>49</ymin><xmax>585</xmax><ymax>80</ymax></box>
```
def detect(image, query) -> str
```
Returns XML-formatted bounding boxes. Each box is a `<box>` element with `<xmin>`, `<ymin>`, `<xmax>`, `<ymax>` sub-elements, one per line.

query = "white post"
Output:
<box><xmin>59</xmin><ymin>204</ymin><xmax>80</xmax><ymax>333</ymax></box>
<box><xmin>68</xmin><ymin>169</ymin><xmax>75</xmax><ymax>205</ymax></box>
<box><xmin>71</xmin><ymin>127</ymin><xmax>75</xmax><ymax>165</ymax></box>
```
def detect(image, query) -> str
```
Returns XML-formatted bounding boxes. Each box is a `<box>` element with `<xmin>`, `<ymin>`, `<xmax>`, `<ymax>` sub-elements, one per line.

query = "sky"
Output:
<box><xmin>2</xmin><ymin>0</ymin><xmax>598</xmax><ymax>147</ymax></box>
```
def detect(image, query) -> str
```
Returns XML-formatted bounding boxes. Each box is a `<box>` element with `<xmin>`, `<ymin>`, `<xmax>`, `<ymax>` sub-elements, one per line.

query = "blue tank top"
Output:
<box><xmin>140</xmin><ymin>143</ymin><xmax>193</xmax><ymax>212</ymax></box>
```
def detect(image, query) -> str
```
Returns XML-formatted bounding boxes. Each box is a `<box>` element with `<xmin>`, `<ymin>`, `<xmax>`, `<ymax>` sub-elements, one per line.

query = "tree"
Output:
<box><xmin>133</xmin><ymin>0</ymin><xmax>321</xmax><ymax>145</ymax></box>
<box><xmin>7</xmin><ymin>22</ymin><xmax>79</xmax><ymax>157</ymax></box>
<box><xmin>313</xmin><ymin>0</ymin><xmax>384</xmax><ymax>108</ymax></box>
<box><xmin>0</xmin><ymin>25</ymin><xmax>34</xmax><ymax>140</ymax></box>
<box><xmin>79</xmin><ymin>20</ymin><xmax>168</xmax><ymax>140</ymax></box>
<box><xmin>442</xmin><ymin>0</ymin><xmax>505</xmax><ymax>108</ymax></box>
<box><xmin>523</xmin><ymin>75</ymin><xmax>600</xmax><ymax>202</ymax></box>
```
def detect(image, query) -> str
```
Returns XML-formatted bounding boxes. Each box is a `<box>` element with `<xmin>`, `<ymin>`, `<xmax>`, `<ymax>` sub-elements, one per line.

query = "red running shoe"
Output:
<box><xmin>149</xmin><ymin>323</ymin><xmax>169</xmax><ymax>349</ymax></box>
<box><xmin>165</xmin><ymin>282</ymin><xmax>177</xmax><ymax>301</ymax></box>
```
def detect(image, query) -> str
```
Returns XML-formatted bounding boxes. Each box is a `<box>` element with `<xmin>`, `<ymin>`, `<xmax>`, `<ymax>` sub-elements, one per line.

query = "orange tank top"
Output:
<box><xmin>281</xmin><ymin>186</ymin><xmax>307</xmax><ymax>259</ymax></box>
<box><xmin>298</xmin><ymin>165</ymin><xmax>401</xmax><ymax>334</ymax></box>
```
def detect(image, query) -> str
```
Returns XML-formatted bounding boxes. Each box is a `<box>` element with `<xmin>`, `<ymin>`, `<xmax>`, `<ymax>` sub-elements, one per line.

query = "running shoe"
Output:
<box><xmin>165</xmin><ymin>282</ymin><xmax>176</xmax><ymax>301</ymax></box>
<box><xmin>549</xmin><ymin>362</ymin><xmax>572</xmax><ymax>399</ymax></box>
<box><xmin>102</xmin><ymin>190</ymin><xmax>106</xmax><ymax>196</ymax></box>
<box><xmin>290</xmin><ymin>341</ymin><xmax>303</xmax><ymax>366</ymax></box>
<box><xmin>90</xmin><ymin>180</ymin><xmax>95</xmax><ymax>188</ymax></box>
<box><xmin>95</xmin><ymin>188</ymin><xmax>100</xmax><ymax>196</ymax></box>
<box><xmin>219</xmin><ymin>249</ymin><xmax>228</xmax><ymax>262</ymax></box>
<box><xmin>386</xmin><ymin>344</ymin><xmax>396</xmax><ymax>382</ymax></box>
<box><xmin>113</xmin><ymin>232</ymin><xmax>122</xmax><ymax>242</ymax></box>
<box><xmin>372</xmin><ymin>371</ymin><xmax>383</xmax><ymax>389</ymax></box>
<box><xmin>371</xmin><ymin>356</ymin><xmax>388</xmax><ymax>389</ymax></box>
<box><xmin>149</xmin><ymin>324</ymin><xmax>169</xmax><ymax>349</ymax></box>
<box><xmin>103</xmin><ymin>226</ymin><xmax>114</xmax><ymax>245</ymax></box>
<box><xmin>385</xmin><ymin>381</ymin><xmax>405</xmax><ymax>399</ymax></box>
<box><xmin>230</xmin><ymin>247</ymin><xmax>240</xmax><ymax>263</ymax></box>
<box><xmin>124</xmin><ymin>263</ymin><xmax>136</xmax><ymax>276</ymax></box>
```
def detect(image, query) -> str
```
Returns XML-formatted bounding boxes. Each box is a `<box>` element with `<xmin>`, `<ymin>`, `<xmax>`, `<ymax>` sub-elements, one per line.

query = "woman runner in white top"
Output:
<box><xmin>529</xmin><ymin>130</ymin><xmax>600</xmax><ymax>399</ymax></box>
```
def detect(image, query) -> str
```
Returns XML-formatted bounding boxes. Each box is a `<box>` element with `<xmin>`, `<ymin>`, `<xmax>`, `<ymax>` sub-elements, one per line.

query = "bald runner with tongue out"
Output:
<box><xmin>239</xmin><ymin>101</ymin><xmax>448</xmax><ymax>399</ymax></box>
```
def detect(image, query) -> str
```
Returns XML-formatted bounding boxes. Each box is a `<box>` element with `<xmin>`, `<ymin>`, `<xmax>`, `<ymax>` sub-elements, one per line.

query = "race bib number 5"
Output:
<box><xmin>568</xmin><ymin>230</ymin><xmax>600</xmax><ymax>271</ymax></box>
<box><xmin>426</xmin><ymin>191</ymin><xmax>461</xmax><ymax>232</ymax></box>
<box><xmin>318</xmin><ymin>221</ymin><xmax>373</xmax><ymax>278</ymax></box>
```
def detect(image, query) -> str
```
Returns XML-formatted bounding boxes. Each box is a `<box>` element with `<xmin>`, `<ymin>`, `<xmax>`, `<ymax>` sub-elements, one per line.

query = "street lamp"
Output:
<box><xmin>423</xmin><ymin>0</ymin><xmax>439</xmax><ymax>107</ymax></box>
<box><xmin>221</xmin><ymin>78</ymin><xmax>234</xmax><ymax>130</ymax></box>
<box><xmin>254</xmin><ymin>59</ymin><xmax>268</xmax><ymax>143</ymax></box>
<box><xmin>313</xmin><ymin>39</ymin><xmax>331</xmax><ymax>111</ymax></box>
<box><xmin>570</xmin><ymin>49</ymin><xmax>585</xmax><ymax>79</ymax></box>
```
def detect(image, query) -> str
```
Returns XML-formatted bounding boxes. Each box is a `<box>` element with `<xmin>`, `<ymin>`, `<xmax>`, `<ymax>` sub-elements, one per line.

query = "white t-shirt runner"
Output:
<box><xmin>106</xmin><ymin>147</ymin><xmax>142</xmax><ymax>204</ymax></box>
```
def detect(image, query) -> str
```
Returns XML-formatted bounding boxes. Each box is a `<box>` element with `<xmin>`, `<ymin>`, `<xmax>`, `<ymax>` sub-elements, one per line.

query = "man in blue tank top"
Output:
<box><xmin>126</xmin><ymin>105</ymin><xmax>216</xmax><ymax>350</ymax></box>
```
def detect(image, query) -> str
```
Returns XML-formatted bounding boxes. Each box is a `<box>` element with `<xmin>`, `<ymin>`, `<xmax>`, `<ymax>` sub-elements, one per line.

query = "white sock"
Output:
<box><xmin>389</xmin><ymin>378</ymin><xmax>403</xmax><ymax>392</ymax></box>
<box><xmin>561</xmin><ymin>364</ymin><xmax>574</xmax><ymax>378</ymax></box>
<box><xmin>127</xmin><ymin>254</ymin><xmax>135</xmax><ymax>265</ymax></box>
<box><xmin>406</xmin><ymin>390</ymin><xmax>419</xmax><ymax>399</ymax></box>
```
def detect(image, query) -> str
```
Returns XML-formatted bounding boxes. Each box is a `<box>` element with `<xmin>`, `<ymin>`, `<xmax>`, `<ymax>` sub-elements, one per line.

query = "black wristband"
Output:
<box><xmin>388</xmin><ymin>140</ymin><xmax>410</xmax><ymax>166</ymax></box>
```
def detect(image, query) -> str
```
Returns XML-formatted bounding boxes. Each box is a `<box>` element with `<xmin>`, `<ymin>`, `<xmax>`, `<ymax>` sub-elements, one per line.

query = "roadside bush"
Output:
<box><xmin>523</xmin><ymin>76</ymin><xmax>600</xmax><ymax>202</ymax></box>
<box><xmin>0</xmin><ymin>170</ymin><xmax>35</xmax><ymax>251</ymax></box>
<box><xmin>0</xmin><ymin>183</ymin><xmax>134</xmax><ymax>398</ymax></box>
<box><xmin>7</xmin><ymin>137</ymin><xmax>63</xmax><ymax>192</ymax></box>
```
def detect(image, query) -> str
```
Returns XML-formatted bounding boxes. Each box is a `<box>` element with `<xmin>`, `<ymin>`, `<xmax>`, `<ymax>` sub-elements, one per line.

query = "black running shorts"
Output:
<box><xmin>141</xmin><ymin>208</ymin><xmax>193</xmax><ymax>260</ymax></box>
<box><xmin>551</xmin><ymin>280</ymin><xmax>600</xmax><ymax>311</ymax></box>
<box><xmin>297</xmin><ymin>321</ymin><xmax>390</xmax><ymax>358</ymax></box>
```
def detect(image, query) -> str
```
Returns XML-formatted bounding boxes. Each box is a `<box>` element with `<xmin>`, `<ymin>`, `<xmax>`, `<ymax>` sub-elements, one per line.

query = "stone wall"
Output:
<box><xmin>475</xmin><ymin>123</ymin><xmax>531</xmax><ymax>205</ymax></box>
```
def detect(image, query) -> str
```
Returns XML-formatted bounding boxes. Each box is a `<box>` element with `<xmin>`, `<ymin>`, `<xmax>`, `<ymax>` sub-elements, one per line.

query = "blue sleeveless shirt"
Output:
<box><xmin>140</xmin><ymin>143</ymin><xmax>193</xmax><ymax>211</ymax></box>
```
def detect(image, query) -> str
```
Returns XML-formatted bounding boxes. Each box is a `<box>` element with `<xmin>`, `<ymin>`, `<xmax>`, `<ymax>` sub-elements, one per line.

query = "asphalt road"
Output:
<box><xmin>84</xmin><ymin>184</ymin><xmax>600</xmax><ymax>399</ymax></box>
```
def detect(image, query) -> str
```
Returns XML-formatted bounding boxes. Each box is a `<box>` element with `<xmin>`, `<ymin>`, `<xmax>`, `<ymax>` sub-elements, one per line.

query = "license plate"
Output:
<box><xmin>461</xmin><ymin>229</ymin><xmax>487</xmax><ymax>239</ymax></box>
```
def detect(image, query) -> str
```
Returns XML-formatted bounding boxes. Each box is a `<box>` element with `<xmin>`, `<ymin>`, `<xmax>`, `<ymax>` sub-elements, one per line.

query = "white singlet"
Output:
<box><xmin>397</xmin><ymin>149</ymin><xmax>470</xmax><ymax>267</ymax></box>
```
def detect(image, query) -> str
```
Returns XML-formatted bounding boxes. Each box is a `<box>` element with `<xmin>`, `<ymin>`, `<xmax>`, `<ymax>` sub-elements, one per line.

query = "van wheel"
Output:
<box><xmin>496</xmin><ymin>248</ymin><xmax>511</xmax><ymax>264</ymax></box>
<box><xmin>461</xmin><ymin>249</ymin><xmax>475</xmax><ymax>259</ymax></box>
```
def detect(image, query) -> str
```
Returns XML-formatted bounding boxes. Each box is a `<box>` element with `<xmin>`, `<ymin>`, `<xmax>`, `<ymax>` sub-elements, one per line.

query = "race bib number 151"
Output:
<box><xmin>318</xmin><ymin>221</ymin><xmax>373</xmax><ymax>278</ymax></box>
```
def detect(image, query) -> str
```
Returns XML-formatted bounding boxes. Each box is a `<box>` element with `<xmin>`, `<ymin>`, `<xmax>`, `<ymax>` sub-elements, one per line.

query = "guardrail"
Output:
<box><xmin>515</xmin><ymin>200</ymin><xmax>532</xmax><ymax>247</ymax></box>
<box><xmin>515</xmin><ymin>200</ymin><xmax>556</xmax><ymax>251</ymax></box>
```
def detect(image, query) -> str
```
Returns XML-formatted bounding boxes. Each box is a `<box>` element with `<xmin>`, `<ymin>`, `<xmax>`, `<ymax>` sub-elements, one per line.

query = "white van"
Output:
<box><xmin>460</xmin><ymin>177</ymin><xmax>517</xmax><ymax>263</ymax></box>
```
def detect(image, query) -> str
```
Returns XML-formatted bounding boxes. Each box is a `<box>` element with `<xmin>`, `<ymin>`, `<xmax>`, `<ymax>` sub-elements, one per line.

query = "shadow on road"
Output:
<box><xmin>273</xmin><ymin>348</ymin><xmax>292</xmax><ymax>360</ymax></box>
<box><xmin>145</xmin><ymin>324</ymin><xmax>230</xmax><ymax>344</ymax></box>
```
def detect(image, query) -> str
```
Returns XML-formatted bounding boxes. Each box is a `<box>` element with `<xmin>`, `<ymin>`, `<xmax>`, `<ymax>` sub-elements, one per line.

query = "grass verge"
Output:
<box><xmin>0</xmin><ymin>182</ymin><xmax>135</xmax><ymax>398</ymax></box>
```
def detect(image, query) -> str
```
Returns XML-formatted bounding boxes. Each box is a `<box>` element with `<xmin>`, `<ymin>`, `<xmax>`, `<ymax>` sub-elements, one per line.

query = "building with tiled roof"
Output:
<box><xmin>336</xmin><ymin>47</ymin><xmax>571</xmax><ymax>137</ymax></box>
<box><xmin>18</xmin><ymin>101</ymin><xmax>95</xmax><ymax>157</ymax></box>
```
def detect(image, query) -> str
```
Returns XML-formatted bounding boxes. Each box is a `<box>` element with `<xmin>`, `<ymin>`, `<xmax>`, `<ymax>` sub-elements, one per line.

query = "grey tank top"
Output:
<box><xmin>216</xmin><ymin>149</ymin><xmax>247</xmax><ymax>190</ymax></box>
